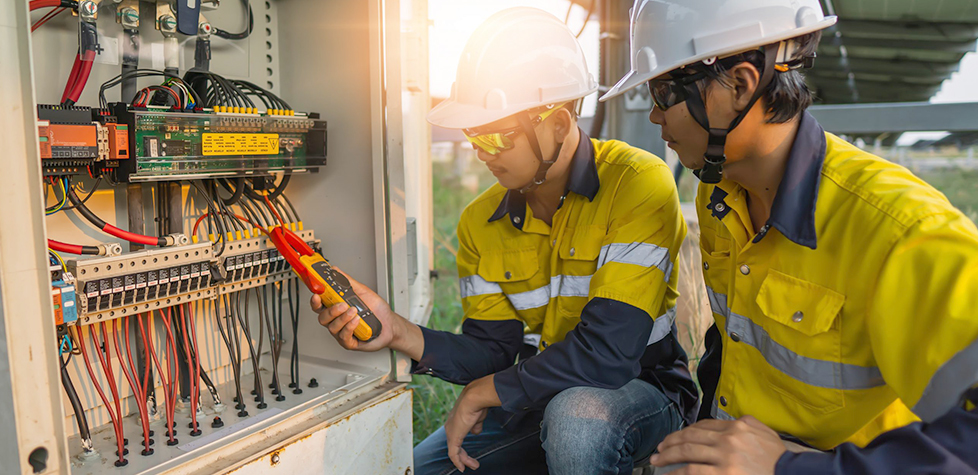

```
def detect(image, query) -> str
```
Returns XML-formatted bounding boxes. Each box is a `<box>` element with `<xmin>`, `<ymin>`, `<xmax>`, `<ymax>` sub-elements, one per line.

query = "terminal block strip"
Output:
<box><xmin>67</xmin><ymin>243</ymin><xmax>216</xmax><ymax>324</ymax></box>
<box><xmin>218</xmin><ymin>230</ymin><xmax>317</xmax><ymax>294</ymax></box>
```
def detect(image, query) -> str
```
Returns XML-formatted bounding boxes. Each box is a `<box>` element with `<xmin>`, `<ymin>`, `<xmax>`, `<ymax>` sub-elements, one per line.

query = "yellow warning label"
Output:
<box><xmin>202</xmin><ymin>133</ymin><xmax>280</xmax><ymax>156</ymax></box>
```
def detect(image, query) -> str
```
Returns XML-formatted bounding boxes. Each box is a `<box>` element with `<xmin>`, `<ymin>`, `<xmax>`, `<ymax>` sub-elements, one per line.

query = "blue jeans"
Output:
<box><xmin>414</xmin><ymin>379</ymin><xmax>683</xmax><ymax>475</ymax></box>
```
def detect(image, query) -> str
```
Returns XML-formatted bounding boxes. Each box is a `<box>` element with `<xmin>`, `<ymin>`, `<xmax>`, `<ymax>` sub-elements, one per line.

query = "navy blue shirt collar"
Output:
<box><xmin>763</xmin><ymin>111</ymin><xmax>826</xmax><ymax>249</ymax></box>
<box><xmin>489</xmin><ymin>128</ymin><xmax>600</xmax><ymax>230</ymax></box>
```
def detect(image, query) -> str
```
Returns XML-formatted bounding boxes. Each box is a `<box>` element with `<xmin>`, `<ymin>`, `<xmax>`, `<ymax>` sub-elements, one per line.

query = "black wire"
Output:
<box><xmin>247</xmin><ymin>195</ymin><xmax>273</xmax><ymax>227</ymax></box>
<box><xmin>218</xmin><ymin>294</ymin><xmax>246</xmax><ymax>415</ymax></box>
<box><xmin>190</xmin><ymin>181</ymin><xmax>227</xmax><ymax>257</ymax></box>
<box><xmin>288</xmin><ymin>277</ymin><xmax>301</xmax><ymax>393</ymax></box>
<box><xmin>213</xmin><ymin>0</ymin><xmax>253</xmax><ymax>40</ymax></box>
<box><xmin>244</xmin><ymin>173</ymin><xmax>291</xmax><ymax>202</ymax></box>
<box><xmin>279</xmin><ymin>193</ymin><xmax>301</xmax><ymax>222</ymax></box>
<box><xmin>98</xmin><ymin>69</ymin><xmax>199</xmax><ymax>109</ymax></box>
<box><xmin>61</xmin><ymin>176</ymin><xmax>103</xmax><ymax>211</ymax></box>
<box><xmin>216</xmin><ymin>178</ymin><xmax>245</xmax><ymax>206</ymax></box>
<box><xmin>240</xmin><ymin>289</ymin><xmax>265</xmax><ymax>407</ymax></box>
<box><xmin>61</xmin><ymin>355</ymin><xmax>93</xmax><ymax>446</ymax></box>
<box><xmin>260</xmin><ymin>285</ymin><xmax>283</xmax><ymax>398</ymax></box>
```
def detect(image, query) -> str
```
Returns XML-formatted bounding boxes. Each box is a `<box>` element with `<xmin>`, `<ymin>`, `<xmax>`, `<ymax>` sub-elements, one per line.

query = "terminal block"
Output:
<box><xmin>67</xmin><ymin>242</ymin><xmax>216</xmax><ymax>324</ymax></box>
<box><xmin>218</xmin><ymin>230</ymin><xmax>317</xmax><ymax>294</ymax></box>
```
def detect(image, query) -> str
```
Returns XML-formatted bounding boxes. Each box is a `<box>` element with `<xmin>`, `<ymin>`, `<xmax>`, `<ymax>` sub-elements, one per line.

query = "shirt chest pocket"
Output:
<box><xmin>554</xmin><ymin>226</ymin><xmax>603</xmax><ymax>318</ymax></box>
<box><xmin>477</xmin><ymin>247</ymin><xmax>541</xmax><ymax>309</ymax></box>
<box><xmin>751</xmin><ymin>269</ymin><xmax>847</xmax><ymax>413</ymax></box>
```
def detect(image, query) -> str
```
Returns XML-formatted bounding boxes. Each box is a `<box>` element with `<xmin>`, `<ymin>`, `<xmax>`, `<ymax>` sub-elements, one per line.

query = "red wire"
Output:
<box><xmin>94</xmin><ymin>323</ymin><xmax>126</xmax><ymax>452</ymax></box>
<box><xmin>113</xmin><ymin>317</ymin><xmax>152</xmax><ymax>453</ymax></box>
<box><xmin>78</xmin><ymin>325</ymin><xmax>126</xmax><ymax>464</ymax></box>
<box><xmin>31</xmin><ymin>6</ymin><xmax>65</xmax><ymax>32</ymax></box>
<box><xmin>192</xmin><ymin>211</ymin><xmax>270</xmax><ymax>238</ymax></box>
<box><xmin>29</xmin><ymin>0</ymin><xmax>61</xmax><ymax>10</ymax></box>
<box><xmin>61</xmin><ymin>54</ymin><xmax>82</xmax><ymax>104</ymax></box>
<box><xmin>66</xmin><ymin>50</ymin><xmax>96</xmax><ymax>104</ymax></box>
<box><xmin>146</xmin><ymin>311</ymin><xmax>176</xmax><ymax>441</ymax></box>
<box><xmin>187</xmin><ymin>303</ymin><xmax>202</xmax><ymax>426</ymax></box>
<box><xmin>102</xmin><ymin>224</ymin><xmax>161</xmax><ymax>246</ymax></box>
<box><xmin>48</xmin><ymin>239</ymin><xmax>83</xmax><ymax>255</ymax></box>
<box><xmin>264</xmin><ymin>195</ymin><xmax>286</xmax><ymax>226</ymax></box>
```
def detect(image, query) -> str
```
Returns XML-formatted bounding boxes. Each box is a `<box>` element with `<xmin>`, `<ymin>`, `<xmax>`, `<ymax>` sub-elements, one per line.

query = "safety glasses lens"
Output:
<box><xmin>465</xmin><ymin>132</ymin><xmax>514</xmax><ymax>155</ymax></box>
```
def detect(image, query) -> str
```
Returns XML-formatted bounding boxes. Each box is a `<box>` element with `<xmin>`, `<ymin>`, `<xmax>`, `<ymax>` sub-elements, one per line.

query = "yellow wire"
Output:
<box><xmin>46</xmin><ymin>179</ymin><xmax>67</xmax><ymax>215</ymax></box>
<box><xmin>48</xmin><ymin>248</ymin><xmax>66</xmax><ymax>272</ymax></box>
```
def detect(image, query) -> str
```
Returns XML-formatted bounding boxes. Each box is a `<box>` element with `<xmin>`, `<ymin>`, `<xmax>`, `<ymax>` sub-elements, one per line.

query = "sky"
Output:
<box><xmin>427</xmin><ymin>1</ymin><xmax>978</xmax><ymax>144</ymax></box>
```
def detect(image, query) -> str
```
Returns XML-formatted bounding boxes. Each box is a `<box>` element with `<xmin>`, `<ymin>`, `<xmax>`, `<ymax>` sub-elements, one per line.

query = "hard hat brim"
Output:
<box><xmin>427</xmin><ymin>87</ymin><xmax>598</xmax><ymax>130</ymax></box>
<box><xmin>598</xmin><ymin>16</ymin><xmax>837</xmax><ymax>102</ymax></box>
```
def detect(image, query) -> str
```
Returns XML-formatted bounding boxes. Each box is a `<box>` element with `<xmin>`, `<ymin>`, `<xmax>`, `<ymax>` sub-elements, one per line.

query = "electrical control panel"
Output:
<box><xmin>110</xmin><ymin>105</ymin><xmax>328</xmax><ymax>182</ymax></box>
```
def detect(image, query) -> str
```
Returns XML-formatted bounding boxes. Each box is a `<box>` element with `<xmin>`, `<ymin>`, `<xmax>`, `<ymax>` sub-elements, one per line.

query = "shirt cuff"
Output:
<box><xmin>409</xmin><ymin>325</ymin><xmax>449</xmax><ymax>377</ymax></box>
<box><xmin>775</xmin><ymin>451</ymin><xmax>835</xmax><ymax>475</ymax></box>
<box><xmin>493</xmin><ymin>363</ymin><xmax>532</xmax><ymax>413</ymax></box>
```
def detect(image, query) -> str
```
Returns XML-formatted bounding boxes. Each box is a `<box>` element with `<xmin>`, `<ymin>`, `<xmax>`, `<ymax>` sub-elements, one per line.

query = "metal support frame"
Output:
<box><xmin>809</xmin><ymin>101</ymin><xmax>978</xmax><ymax>135</ymax></box>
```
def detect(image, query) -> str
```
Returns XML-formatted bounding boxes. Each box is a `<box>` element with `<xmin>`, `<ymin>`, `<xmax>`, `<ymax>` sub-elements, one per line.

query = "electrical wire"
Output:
<box><xmin>67</xmin><ymin>187</ymin><xmax>168</xmax><ymax>247</ymax></box>
<box><xmin>240</xmin><ymin>289</ymin><xmax>266</xmax><ymax>408</ymax></box>
<box><xmin>287</xmin><ymin>278</ymin><xmax>301</xmax><ymax>393</ymax></box>
<box><xmin>61</xmin><ymin>176</ymin><xmax>103</xmax><ymax>212</ymax></box>
<box><xmin>112</xmin><ymin>317</ymin><xmax>153</xmax><ymax>455</ymax></box>
<box><xmin>217</xmin><ymin>294</ymin><xmax>247</xmax><ymax>417</ymax></box>
<box><xmin>212</xmin><ymin>0</ymin><xmax>253</xmax><ymax>40</ymax></box>
<box><xmin>260</xmin><ymin>286</ymin><xmax>285</xmax><ymax>400</ymax></box>
<box><xmin>148</xmin><ymin>309</ymin><xmax>179</xmax><ymax>444</ymax></box>
<box><xmin>45</xmin><ymin>177</ymin><xmax>68</xmax><ymax>215</ymax></box>
<box><xmin>176</xmin><ymin>305</ymin><xmax>201</xmax><ymax>434</ymax></box>
<box><xmin>48</xmin><ymin>239</ymin><xmax>100</xmax><ymax>255</ymax></box>
<box><xmin>78</xmin><ymin>325</ymin><xmax>127</xmax><ymax>466</ymax></box>
<box><xmin>48</xmin><ymin>249</ymin><xmax>66</xmax><ymax>272</ymax></box>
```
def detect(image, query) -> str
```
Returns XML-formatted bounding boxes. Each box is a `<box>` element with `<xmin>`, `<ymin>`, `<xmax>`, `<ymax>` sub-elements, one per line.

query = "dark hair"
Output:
<box><xmin>701</xmin><ymin>31</ymin><xmax>822</xmax><ymax>123</ymax></box>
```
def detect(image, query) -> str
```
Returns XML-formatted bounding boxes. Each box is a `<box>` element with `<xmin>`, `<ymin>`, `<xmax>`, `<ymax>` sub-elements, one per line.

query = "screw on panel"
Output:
<box><xmin>271</xmin><ymin>453</ymin><xmax>281</xmax><ymax>465</ymax></box>
<box><xmin>78</xmin><ymin>0</ymin><xmax>98</xmax><ymax>21</ymax></box>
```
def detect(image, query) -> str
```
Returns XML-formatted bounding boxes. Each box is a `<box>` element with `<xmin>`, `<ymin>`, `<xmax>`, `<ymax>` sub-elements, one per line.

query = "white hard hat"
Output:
<box><xmin>427</xmin><ymin>7</ymin><xmax>598</xmax><ymax>130</ymax></box>
<box><xmin>600</xmin><ymin>0</ymin><xmax>837</xmax><ymax>101</ymax></box>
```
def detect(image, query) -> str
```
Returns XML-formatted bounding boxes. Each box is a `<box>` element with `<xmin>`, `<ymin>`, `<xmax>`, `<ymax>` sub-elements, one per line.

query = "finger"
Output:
<box><xmin>338</xmin><ymin>313</ymin><xmax>362</xmax><ymax>342</ymax></box>
<box><xmin>650</xmin><ymin>442</ymin><xmax>723</xmax><ymax>467</ymax></box>
<box><xmin>458</xmin><ymin>447</ymin><xmax>480</xmax><ymax>470</ymax></box>
<box><xmin>657</xmin><ymin>427</ymin><xmax>722</xmax><ymax>451</ymax></box>
<box><xmin>738</xmin><ymin>415</ymin><xmax>773</xmax><ymax>433</ymax></box>
<box><xmin>684</xmin><ymin>419</ymin><xmax>738</xmax><ymax>432</ymax></box>
<box><xmin>310</xmin><ymin>294</ymin><xmax>323</xmax><ymax>312</ymax></box>
<box><xmin>446</xmin><ymin>428</ymin><xmax>467</xmax><ymax>472</ymax></box>
<box><xmin>327</xmin><ymin>307</ymin><xmax>357</xmax><ymax>335</ymax></box>
<box><xmin>317</xmin><ymin>302</ymin><xmax>349</xmax><ymax>327</ymax></box>
<box><xmin>470</xmin><ymin>420</ymin><xmax>483</xmax><ymax>435</ymax></box>
<box><xmin>670</xmin><ymin>464</ymin><xmax>716</xmax><ymax>475</ymax></box>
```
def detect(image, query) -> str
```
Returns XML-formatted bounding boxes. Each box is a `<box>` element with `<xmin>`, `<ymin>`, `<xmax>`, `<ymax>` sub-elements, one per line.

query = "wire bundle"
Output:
<box><xmin>78</xmin><ymin>324</ymin><xmax>129</xmax><ymax>466</ymax></box>
<box><xmin>111</xmin><ymin>316</ymin><xmax>155</xmax><ymax>456</ymax></box>
<box><xmin>148</xmin><ymin>309</ymin><xmax>180</xmax><ymax>445</ymax></box>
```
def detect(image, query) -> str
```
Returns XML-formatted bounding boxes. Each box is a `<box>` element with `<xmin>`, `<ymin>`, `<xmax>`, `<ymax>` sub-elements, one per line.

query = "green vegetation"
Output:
<box><xmin>409</xmin><ymin>160</ymin><xmax>496</xmax><ymax>445</ymax></box>
<box><xmin>917</xmin><ymin>169</ymin><xmax>978</xmax><ymax>223</ymax></box>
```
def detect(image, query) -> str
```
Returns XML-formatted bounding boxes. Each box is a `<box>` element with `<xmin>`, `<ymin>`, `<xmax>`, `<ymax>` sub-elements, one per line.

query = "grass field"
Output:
<box><xmin>408</xmin><ymin>153</ymin><xmax>978</xmax><ymax>446</ymax></box>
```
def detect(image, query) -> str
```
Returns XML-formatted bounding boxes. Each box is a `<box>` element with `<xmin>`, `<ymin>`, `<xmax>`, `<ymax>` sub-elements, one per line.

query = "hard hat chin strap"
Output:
<box><xmin>685</xmin><ymin>43</ymin><xmax>780</xmax><ymax>184</ymax></box>
<box><xmin>517</xmin><ymin>111</ymin><xmax>564</xmax><ymax>194</ymax></box>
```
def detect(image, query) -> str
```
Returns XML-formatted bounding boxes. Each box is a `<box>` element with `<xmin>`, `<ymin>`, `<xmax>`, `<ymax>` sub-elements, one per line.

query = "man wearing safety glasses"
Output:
<box><xmin>601</xmin><ymin>0</ymin><xmax>978</xmax><ymax>474</ymax></box>
<box><xmin>311</xmin><ymin>7</ymin><xmax>698</xmax><ymax>474</ymax></box>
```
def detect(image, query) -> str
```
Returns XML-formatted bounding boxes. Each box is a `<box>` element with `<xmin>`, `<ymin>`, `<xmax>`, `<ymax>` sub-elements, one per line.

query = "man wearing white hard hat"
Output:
<box><xmin>312</xmin><ymin>7</ymin><xmax>699</xmax><ymax>474</ymax></box>
<box><xmin>602</xmin><ymin>0</ymin><xmax>978</xmax><ymax>473</ymax></box>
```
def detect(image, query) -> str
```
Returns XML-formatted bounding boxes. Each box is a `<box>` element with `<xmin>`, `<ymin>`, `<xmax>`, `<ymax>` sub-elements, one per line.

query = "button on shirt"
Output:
<box><xmin>696</xmin><ymin>112</ymin><xmax>978</xmax><ymax>452</ymax></box>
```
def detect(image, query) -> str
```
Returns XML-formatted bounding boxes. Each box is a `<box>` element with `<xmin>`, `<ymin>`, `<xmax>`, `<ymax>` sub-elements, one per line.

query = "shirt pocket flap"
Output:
<box><xmin>756</xmin><ymin>270</ymin><xmax>845</xmax><ymax>336</ymax></box>
<box><xmin>477</xmin><ymin>247</ymin><xmax>539</xmax><ymax>282</ymax></box>
<box><xmin>559</xmin><ymin>226</ymin><xmax>604</xmax><ymax>261</ymax></box>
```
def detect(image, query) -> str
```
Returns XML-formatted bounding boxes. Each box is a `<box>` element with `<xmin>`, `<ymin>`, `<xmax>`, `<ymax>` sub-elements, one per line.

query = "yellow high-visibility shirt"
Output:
<box><xmin>453</xmin><ymin>131</ymin><xmax>697</xmax><ymax>417</ymax></box>
<box><xmin>696</xmin><ymin>112</ymin><xmax>978</xmax><ymax>450</ymax></box>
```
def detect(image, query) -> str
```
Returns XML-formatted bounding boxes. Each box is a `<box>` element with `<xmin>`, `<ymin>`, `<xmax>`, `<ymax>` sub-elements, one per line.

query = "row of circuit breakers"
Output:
<box><xmin>51</xmin><ymin>231</ymin><xmax>318</xmax><ymax>326</ymax></box>
<box><xmin>37</xmin><ymin>103</ymin><xmax>328</xmax><ymax>182</ymax></box>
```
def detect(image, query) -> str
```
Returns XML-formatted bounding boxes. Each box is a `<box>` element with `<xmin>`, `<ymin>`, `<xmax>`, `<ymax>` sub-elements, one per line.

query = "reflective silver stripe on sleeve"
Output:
<box><xmin>459</xmin><ymin>275</ymin><xmax>503</xmax><ymax>299</ymax></box>
<box><xmin>507</xmin><ymin>284</ymin><xmax>551</xmax><ymax>310</ymax></box>
<box><xmin>706</xmin><ymin>287</ymin><xmax>886</xmax><ymax>391</ymax></box>
<box><xmin>506</xmin><ymin>274</ymin><xmax>594</xmax><ymax>310</ymax></box>
<box><xmin>598</xmin><ymin>242</ymin><xmax>673</xmax><ymax>282</ymax></box>
<box><xmin>912</xmin><ymin>337</ymin><xmax>978</xmax><ymax>422</ymax></box>
<box><xmin>647</xmin><ymin>306</ymin><xmax>678</xmax><ymax>346</ymax></box>
<box><xmin>552</xmin><ymin>275</ymin><xmax>591</xmax><ymax>298</ymax></box>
